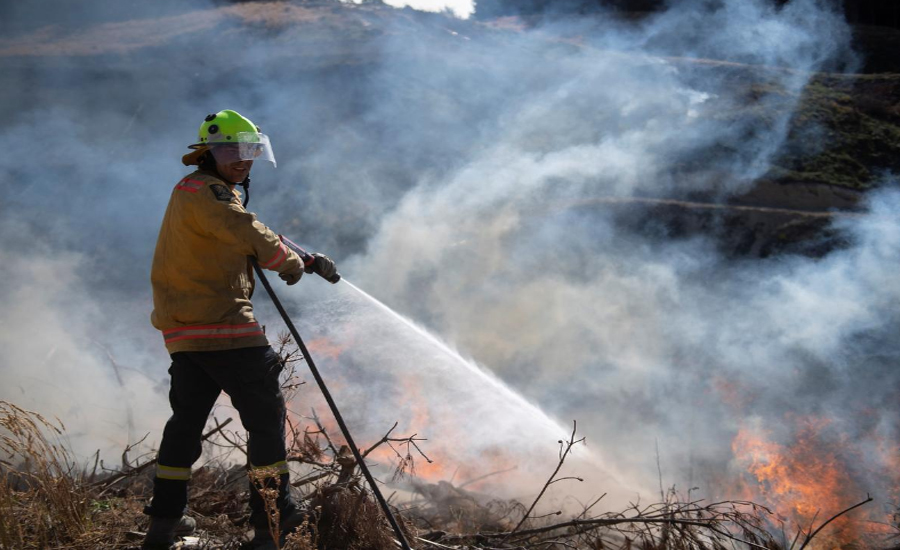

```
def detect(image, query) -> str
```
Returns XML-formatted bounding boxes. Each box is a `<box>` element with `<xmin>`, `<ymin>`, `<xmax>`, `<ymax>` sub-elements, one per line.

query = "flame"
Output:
<box><xmin>306</xmin><ymin>336</ymin><xmax>346</xmax><ymax>361</ymax></box>
<box><xmin>364</xmin><ymin>442</ymin><xmax>520</xmax><ymax>488</ymax></box>
<box><xmin>732</xmin><ymin>417</ymin><xmax>862</xmax><ymax>542</ymax></box>
<box><xmin>398</xmin><ymin>376</ymin><xmax>431</xmax><ymax>434</ymax></box>
<box><xmin>359</xmin><ymin>375</ymin><xmax>522</xmax><ymax>487</ymax></box>
<box><xmin>880</xmin><ymin>440</ymin><xmax>900</xmax><ymax>492</ymax></box>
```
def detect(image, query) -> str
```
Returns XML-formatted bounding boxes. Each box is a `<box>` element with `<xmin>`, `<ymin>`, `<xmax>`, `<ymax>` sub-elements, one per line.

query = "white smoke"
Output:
<box><xmin>0</xmin><ymin>219</ymin><xmax>168</xmax><ymax>461</ymax></box>
<box><xmin>0</xmin><ymin>0</ymin><xmax>894</xmax><ymax>522</ymax></box>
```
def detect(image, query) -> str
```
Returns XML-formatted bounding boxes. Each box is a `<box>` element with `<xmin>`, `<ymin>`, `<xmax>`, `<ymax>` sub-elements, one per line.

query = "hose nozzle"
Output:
<box><xmin>280</xmin><ymin>235</ymin><xmax>341</xmax><ymax>284</ymax></box>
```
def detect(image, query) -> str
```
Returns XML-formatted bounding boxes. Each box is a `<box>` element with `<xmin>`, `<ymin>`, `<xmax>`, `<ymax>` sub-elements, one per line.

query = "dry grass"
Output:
<box><xmin>309</xmin><ymin>485</ymin><xmax>401</xmax><ymax>550</ymax></box>
<box><xmin>0</xmin><ymin>400</ymin><xmax>131</xmax><ymax>549</ymax></box>
<box><xmin>3</xmin><ymin>336</ymin><xmax>887</xmax><ymax>549</ymax></box>
<box><xmin>405</xmin><ymin>479</ymin><xmax>786</xmax><ymax>550</ymax></box>
<box><xmin>2</xmin><ymin>396</ymin><xmax>893</xmax><ymax>549</ymax></box>
<box><xmin>249</xmin><ymin>467</ymin><xmax>316</xmax><ymax>550</ymax></box>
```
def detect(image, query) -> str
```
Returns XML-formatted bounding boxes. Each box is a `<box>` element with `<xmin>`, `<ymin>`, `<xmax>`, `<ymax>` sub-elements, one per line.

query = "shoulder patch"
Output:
<box><xmin>209</xmin><ymin>184</ymin><xmax>234</xmax><ymax>202</ymax></box>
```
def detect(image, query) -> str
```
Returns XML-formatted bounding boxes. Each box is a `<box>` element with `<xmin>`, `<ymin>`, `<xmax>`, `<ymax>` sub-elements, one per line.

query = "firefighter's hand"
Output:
<box><xmin>306</xmin><ymin>253</ymin><xmax>337</xmax><ymax>280</ymax></box>
<box><xmin>279</xmin><ymin>269</ymin><xmax>303</xmax><ymax>286</ymax></box>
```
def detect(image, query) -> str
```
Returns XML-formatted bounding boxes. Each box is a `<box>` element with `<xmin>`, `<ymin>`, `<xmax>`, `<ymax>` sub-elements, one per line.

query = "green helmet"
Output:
<box><xmin>190</xmin><ymin>109</ymin><xmax>276</xmax><ymax>167</ymax></box>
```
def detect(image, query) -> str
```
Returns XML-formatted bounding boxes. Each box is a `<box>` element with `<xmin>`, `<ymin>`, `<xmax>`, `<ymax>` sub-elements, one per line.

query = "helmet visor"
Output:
<box><xmin>209</xmin><ymin>132</ymin><xmax>276</xmax><ymax>167</ymax></box>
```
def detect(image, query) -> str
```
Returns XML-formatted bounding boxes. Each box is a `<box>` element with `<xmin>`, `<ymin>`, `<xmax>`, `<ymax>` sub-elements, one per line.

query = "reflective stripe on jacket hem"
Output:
<box><xmin>163</xmin><ymin>322</ymin><xmax>264</xmax><ymax>343</ymax></box>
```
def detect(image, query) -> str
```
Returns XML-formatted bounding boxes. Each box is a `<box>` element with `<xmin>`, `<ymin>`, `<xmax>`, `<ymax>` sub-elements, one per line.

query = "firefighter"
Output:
<box><xmin>143</xmin><ymin>110</ymin><xmax>336</xmax><ymax>549</ymax></box>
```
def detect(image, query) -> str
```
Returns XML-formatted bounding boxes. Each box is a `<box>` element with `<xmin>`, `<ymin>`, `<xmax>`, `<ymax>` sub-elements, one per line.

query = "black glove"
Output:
<box><xmin>305</xmin><ymin>253</ymin><xmax>337</xmax><ymax>280</ymax></box>
<box><xmin>279</xmin><ymin>268</ymin><xmax>303</xmax><ymax>286</ymax></box>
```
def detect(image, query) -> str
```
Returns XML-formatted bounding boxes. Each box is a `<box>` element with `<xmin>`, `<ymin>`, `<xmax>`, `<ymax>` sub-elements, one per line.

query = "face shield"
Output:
<box><xmin>208</xmin><ymin>132</ymin><xmax>276</xmax><ymax>167</ymax></box>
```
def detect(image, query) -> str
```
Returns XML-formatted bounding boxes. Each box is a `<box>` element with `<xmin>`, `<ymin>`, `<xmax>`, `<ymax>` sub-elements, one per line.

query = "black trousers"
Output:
<box><xmin>146</xmin><ymin>345</ymin><xmax>294</xmax><ymax>526</ymax></box>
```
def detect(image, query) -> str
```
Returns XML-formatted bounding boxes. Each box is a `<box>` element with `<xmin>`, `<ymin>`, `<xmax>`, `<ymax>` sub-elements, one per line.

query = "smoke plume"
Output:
<box><xmin>0</xmin><ymin>0</ymin><xmax>895</xmax><ymax>531</ymax></box>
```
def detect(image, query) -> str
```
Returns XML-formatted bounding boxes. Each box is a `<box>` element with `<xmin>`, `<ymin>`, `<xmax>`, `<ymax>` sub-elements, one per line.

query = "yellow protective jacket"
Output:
<box><xmin>151</xmin><ymin>170</ymin><xmax>302</xmax><ymax>353</ymax></box>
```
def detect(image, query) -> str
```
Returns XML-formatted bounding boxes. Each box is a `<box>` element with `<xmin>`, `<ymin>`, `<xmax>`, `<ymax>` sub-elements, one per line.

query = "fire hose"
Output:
<box><xmin>251</xmin><ymin>237</ymin><xmax>412</xmax><ymax>550</ymax></box>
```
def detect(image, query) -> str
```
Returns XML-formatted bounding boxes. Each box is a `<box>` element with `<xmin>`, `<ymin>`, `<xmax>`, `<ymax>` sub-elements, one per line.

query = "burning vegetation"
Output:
<box><xmin>3</xmin><ymin>2</ymin><xmax>900</xmax><ymax>549</ymax></box>
<box><xmin>731</xmin><ymin>418</ymin><xmax>878</xmax><ymax>547</ymax></box>
<box><xmin>2</xmin><ymin>338</ymin><xmax>896</xmax><ymax>550</ymax></box>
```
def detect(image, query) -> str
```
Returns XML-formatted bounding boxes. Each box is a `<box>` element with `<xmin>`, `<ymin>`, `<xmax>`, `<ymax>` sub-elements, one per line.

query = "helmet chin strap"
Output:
<box><xmin>240</xmin><ymin>177</ymin><xmax>250</xmax><ymax>208</ymax></box>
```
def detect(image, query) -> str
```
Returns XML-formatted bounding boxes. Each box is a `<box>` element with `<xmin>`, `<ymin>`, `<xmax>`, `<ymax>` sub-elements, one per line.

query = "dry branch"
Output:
<box><xmin>796</xmin><ymin>494</ymin><xmax>874</xmax><ymax>550</ymax></box>
<box><xmin>95</xmin><ymin>417</ymin><xmax>234</xmax><ymax>492</ymax></box>
<box><xmin>458</xmin><ymin>466</ymin><xmax>519</xmax><ymax>489</ymax></box>
<box><xmin>453</xmin><ymin>517</ymin><xmax>719</xmax><ymax>540</ymax></box>
<box><xmin>505</xmin><ymin>420</ymin><xmax>584</xmax><ymax>541</ymax></box>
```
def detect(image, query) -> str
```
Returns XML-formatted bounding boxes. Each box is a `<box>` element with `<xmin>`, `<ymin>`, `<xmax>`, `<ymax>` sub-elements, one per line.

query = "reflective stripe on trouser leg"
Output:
<box><xmin>183</xmin><ymin>347</ymin><xmax>293</xmax><ymax>527</ymax></box>
<box><xmin>144</xmin><ymin>465</ymin><xmax>191</xmax><ymax>518</ymax></box>
<box><xmin>200</xmin><ymin>347</ymin><xmax>293</xmax><ymax>526</ymax></box>
<box><xmin>146</xmin><ymin>352</ymin><xmax>222</xmax><ymax>518</ymax></box>
<box><xmin>156</xmin><ymin>464</ymin><xmax>191</xmax><ymax>481</ymax></box>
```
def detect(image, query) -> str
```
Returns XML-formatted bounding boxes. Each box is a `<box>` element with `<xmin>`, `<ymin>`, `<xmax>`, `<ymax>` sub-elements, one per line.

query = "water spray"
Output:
<box><xmin>342</xmin><ymin>279</ymin><xmax>572</xmax><ymax>439</ymax></box>
<box><xmin>250</xmin><ymin>248</ymin><xmax>411</xmax><ymax>550</ymax></box>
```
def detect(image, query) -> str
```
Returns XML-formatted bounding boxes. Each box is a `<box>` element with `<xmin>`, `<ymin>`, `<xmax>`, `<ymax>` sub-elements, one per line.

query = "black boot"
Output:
<box><xmin>249</xmin><ymin>503</ymin><xmax>309</xmax><ymax>548</ymax></box>
<box><xmin>142</xmin><ymin>515</ymin><xmax>197</xmax><ymax>550</ymax></box>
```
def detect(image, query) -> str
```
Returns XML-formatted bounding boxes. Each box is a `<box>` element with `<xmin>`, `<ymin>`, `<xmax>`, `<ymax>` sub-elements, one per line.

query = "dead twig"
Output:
<box><xmin>95</xmin><ymin>417</ymin><xmax>233</xmax><ymax>493</ymax></box>
<box><xmin>458</xmin><ymin>466</ymin><xmax>519</xmax><ymax>490</ymax></box>
<box><xmin>361</xmin><ymin>422</ymin><xmax>432</xmax><ymax>463</ymax></box>
<box><xmin>292</xmin><ymin>470</ymin><xmax>334</xmax><ymax>488</ymax></box>
<box><xmin>574</xmin><ymin>493</ymin><xmax>606</xmax><ymax>521</ymax></box>
<box><xmin>415</xmin><ymin>536</ymin><xmax>458</xmax><ymax>549</ymax></box>
<box><xmin>210</xmin><ymin>417</ymin><xmax>248</xmax><ymax>458</ymax></box>
<box><xmin>797</xmin><ymin>494</ymin><xmax>874</xmax><ymax>550</ymax></box>
<box><xmin>310</xmin><ymin>408</ymin><xmax>338</xmax><ymax>456</ymax></box>
<box><xmin>119</xmin><ymin>432</ymin><xmax>150</xmax><ymax>471</ymax></box>
<box><xmin>362</xmin><ymin>422</ymin><xmax>400</xmax><ymax>459</ymax></box>
<box><xmin>360</xmin><ymin>421</ymin><xmax>433</xmax><ymax>482</ymax></box>
<box><xmin>461</xmin><ymin>517</ymin><xmax>719</xmax><ymax>540</ymax></box>
<box><xmin>705</xmin><ymin>524</ymin><xmax>776</xmax><ymax>550</ymax></box>
<box><xmin>504</xmin><ymin>420</ymin><xmax>584</xmax><ymax>541</ymax></box>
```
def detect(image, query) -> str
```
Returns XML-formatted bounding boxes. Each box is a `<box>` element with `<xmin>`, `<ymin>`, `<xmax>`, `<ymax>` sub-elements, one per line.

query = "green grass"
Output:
<box><xmin>770</xmin><ymin>75</ymin><xmax>900</xmax><ymax>189</ymax></box>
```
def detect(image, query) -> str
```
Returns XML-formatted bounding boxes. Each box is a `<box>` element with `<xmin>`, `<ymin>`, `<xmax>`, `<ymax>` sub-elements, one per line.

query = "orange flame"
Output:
<box><xmin>306</xmin><ymin>337</ymin><xmax>346</xmax><ymax>361</ymax></box>
<box><xmin>732</xmin><ymin>417</ymin><xmax>862</xmax><ymax>542</ymax></box>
